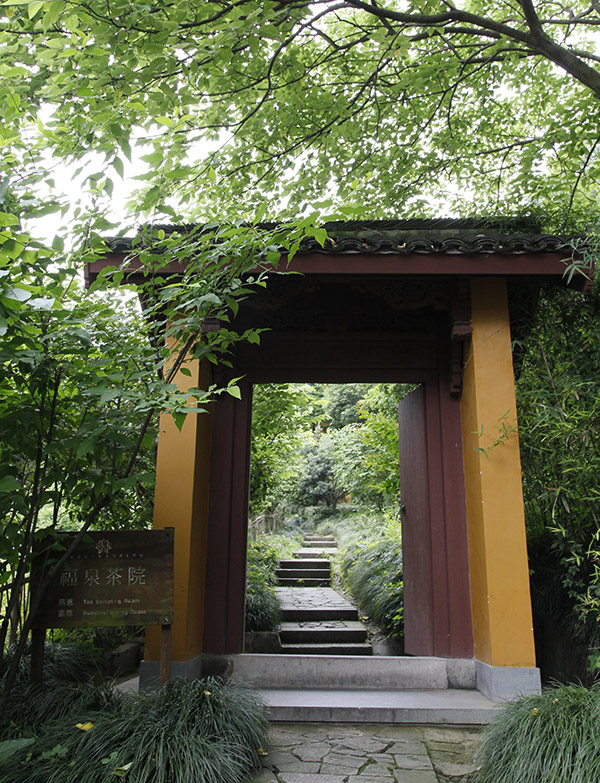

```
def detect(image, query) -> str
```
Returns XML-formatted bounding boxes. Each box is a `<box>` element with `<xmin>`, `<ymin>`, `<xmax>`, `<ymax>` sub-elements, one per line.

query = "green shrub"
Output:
<box><xmin>340</xmin><ymin>535</ymin><xmax>403</xmax><ymax>639</ymax></box>
<box><xmin>3</xmin><ymin>677</ymin><xmax>268</xmax><ymax>783</ymax></box>
<box><xmin>245</xmin><ymin>537</ymin><xmax>283</xmax><ymax>632</ymax></box>
<box><xmin>245</xmin><ymin>576</ymin><xmax>281</xmax><ymax>632</ymax></box>
<box><xmin>1</xmin><ymin>679</ymin><xmax>121</xmax><ymax>740</ymax></box>
<box><xmin>51</xmin><ymin>626</ymin><xmax>144</xmax><ymax>653</ymax></box>
<box><xmin>475</xmin><ymin>682</ymin><xmax>600</xmax><ymax>783</ymax></box>
<box><xmin>0</xmin><ymin>640</ymin><xmax>127</xmax><ymax>739</ymax></box>
<box><xmin>1</xmin><ymin>640</ymin><xmax>101</xmax><ymax>688</ymax></box>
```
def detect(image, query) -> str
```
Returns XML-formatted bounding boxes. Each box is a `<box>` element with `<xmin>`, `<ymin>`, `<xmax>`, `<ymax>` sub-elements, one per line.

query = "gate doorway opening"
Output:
<box><xmin>246</xmin><ymin>382</ymin><xmax>407</xmax><ymax>656</ymax></box>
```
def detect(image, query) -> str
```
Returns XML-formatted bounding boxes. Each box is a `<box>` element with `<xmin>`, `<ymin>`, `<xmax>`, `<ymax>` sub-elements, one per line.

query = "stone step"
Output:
<box><xmin>257</xmin><ymin>687</ymin><xmax>500</xmax><ymax>724</ymax></box>
<box><xmin>231</xmin><ymin>653</ymin><xmax>476</xmax><ymax>690</ymax></box>
<box><xmin>303</xmin><ymin>532</ymin><xmax>335</xmax><ymax>537</ymax></box>
<box><xmin>275</xmin><ymin>586</ymin><xmax>359</xmax><ymax>621</ymax></box>
<box><xmin>280</xmin><ymin>642</ymin><xmax>373</xmax><ymax>655</ymax></box>
<box><xmin>281</xmin><ymin>606</ymin><xmax>359</xmax><ymax>621</ymax></box>
<box><xmin>276</xmin><ymin>577</ymin><xmax>331</xmax><ymax>587</ymax></box>
<box><xmin>276</xmin><ymin>568</ymin><xmax>331</xmax><ymax>580</ymax></box>
<box><xmin>279</xmin><ymin>558</ymin><xmax>331</xmax><ymax>570</ymax></box>
<box><xmin>294</xmin><ymin>547</ymin><xmax>338</xmax><ymax>558</ymax></box>
<box><xmin>303</xmin><ymin>540</ymin><xmax>338</xmax><ymax>547</ymax></box>
<box><xmin>279</xmin><ymin>621</ymin><xmax>368</xmax><ymax>643</ymax></box>
<box><xmin>303</xmin><ymin>537</ymin><xmax>336</xmax><ymax>543</ymax></box>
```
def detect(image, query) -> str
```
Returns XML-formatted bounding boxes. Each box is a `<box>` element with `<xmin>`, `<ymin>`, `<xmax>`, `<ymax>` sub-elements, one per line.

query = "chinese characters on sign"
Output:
<box><xmin>32</xmin><ymin>530</ymin><xmax>174</xmax><ymax>629</ymax></box>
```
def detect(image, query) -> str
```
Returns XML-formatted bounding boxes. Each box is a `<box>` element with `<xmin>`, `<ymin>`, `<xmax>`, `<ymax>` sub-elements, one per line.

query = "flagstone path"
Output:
<box><xmin>248</xmin><ymin>722</ymin><xmax>481</xmax><ymax>783</ymax></box>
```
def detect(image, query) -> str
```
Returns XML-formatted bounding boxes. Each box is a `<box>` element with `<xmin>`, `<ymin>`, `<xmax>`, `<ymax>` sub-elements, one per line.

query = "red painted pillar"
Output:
<box><xmin>202</xmin><ymin>381</ymin><xmax>253</xmax><ymax>654</ymax></box>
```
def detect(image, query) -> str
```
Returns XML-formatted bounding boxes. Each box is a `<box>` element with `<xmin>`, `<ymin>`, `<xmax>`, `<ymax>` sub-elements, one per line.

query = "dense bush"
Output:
<box><xmin>245</xmin><ymin>534</ymin><xmax>301</xmax><ymax>632</ymax></box>
<box><xmin>475</xmin><ymin>682</ymin><xmax>600</xmax><ymax>783</ymax></box>
<box><xmin>0</xmin><ymin>641</ymin><xmax>109</xmax><ymax>739</ymax></box>
<box><xmin>52</xmin><ymin>626</ymin><xmax>144</xmax><ymax>654</ymax></box>
<box><xmin>1</xmin><ymin>677</ymin><xmax>268</xmax><ymax>783</ymax></box>
<box><xmin>292</xmin><ymin>438</ymin><xmax>347</xmax><ymax>512</ymax></box>
<box><xmin>516</xmin><ymin>286</ymin><xmax>600</xmax><ymax>675</ymax></box>
<box><xmin>339</xmin><ymin>531</ymin><xmax>403</xmax><ymax>639</ymax></box>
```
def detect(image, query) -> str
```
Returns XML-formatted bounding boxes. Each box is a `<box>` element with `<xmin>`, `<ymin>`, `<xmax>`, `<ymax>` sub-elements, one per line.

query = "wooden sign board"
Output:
<box><xmin>32</xmin><ymin>529</ymin><xmax>174</xmax><ymax>629</ymax></box>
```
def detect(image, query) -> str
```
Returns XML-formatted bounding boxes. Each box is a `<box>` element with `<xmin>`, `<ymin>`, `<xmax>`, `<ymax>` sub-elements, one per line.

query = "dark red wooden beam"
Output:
<box><xmin>84</xmin><ymin>250</ymin><xmax>592</xmax><ymax>290</ymax></box>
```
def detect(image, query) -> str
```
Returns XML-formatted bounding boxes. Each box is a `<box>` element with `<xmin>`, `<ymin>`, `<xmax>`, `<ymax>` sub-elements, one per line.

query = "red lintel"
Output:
<box><xmin>84</xmin><ymin>250</ymin><xmax>591</xmax><ymax>289</ymax></box>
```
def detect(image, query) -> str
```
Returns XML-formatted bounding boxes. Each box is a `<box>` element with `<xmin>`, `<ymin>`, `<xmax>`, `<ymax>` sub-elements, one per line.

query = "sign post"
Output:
<box><xmin>31</xmin><ymin>529</ymin><xmax>174</xmax><ymax>686</ymax></box>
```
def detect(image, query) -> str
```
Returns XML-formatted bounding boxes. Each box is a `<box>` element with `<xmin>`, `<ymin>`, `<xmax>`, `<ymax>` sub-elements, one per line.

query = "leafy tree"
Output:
<box><xmin>330</xmin><ymin>384</ymin><xmax>408</xmax><ymax>508</ymax></box>
<box><xmin>4</xmin><ymin>1</ymin><xmax>600</xmax><ymax>226</ymax></box>
<box><xmin>322</xmin><ymin>384</ymin><xmax>373</xmax><ymax>430</ymax></box>
<box><xmin>0</xmin><ymin>243</ymin><xmax>159</xmax><ymax>688</ymax></box>
<box><xmin>516</xmin><ymin>285</ymin><xmax>600</xmax><ymax>669</ymax></box>
<box><xmin>286</xmin><ymin>384</ymin><xmax>407</xmax><ymax>511</ymax></box>
<box><xmin>292</xmin><ymin>435</ymin><xmax>347</xmax><ymax>513</ymax></box>
<box><xmin>249</xmin><ymin>383</ymin><xmax>314</xmax><ymax>514</ymax></box>
<box><xmin>0</xmin><ymin>218</ymin><xmax>311</xmax><ymax>694</ymax></box>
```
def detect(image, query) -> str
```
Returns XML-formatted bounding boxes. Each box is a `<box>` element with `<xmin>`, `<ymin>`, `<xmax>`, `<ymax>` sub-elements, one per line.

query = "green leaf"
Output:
<box><xmin>0</xmin><ymin>213</ymin><xmax>18</xmax><ymax>227</ymax></box>
<box><xmin>0</xmin><ymin>476</ymin><xmax>21</xmax><ymax>493</ymax></box>
<box><xmin>113</xmin><ymin>156</ymin><xmax>124</xmax><ymax>178</ymax></box>
<box><xmin>2</xmin><ymin>287</ymin><xmax>31</xmax><ymax>303</ymax></box>
<box><xmin>28</xmin><ymin>0</ymin><xmax>45</xmax><ymax>18</ymax></box>
<box><xmin>28</xmin><ymin>296</ymin><xmax>54</xmax><ymax>310</ymax></box>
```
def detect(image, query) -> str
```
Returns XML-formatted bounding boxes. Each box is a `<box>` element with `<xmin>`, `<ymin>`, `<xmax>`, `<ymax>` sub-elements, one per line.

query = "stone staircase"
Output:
<box><xmin>275</xmin><ymin>532</ymin><xmax>372</xmax><ymax>656</ymax></box>
<box><xmin>231</xmin><ymin>653</ymin><xmax>500</xmax><ymax>724</ymax></box>
<box><xmin>292</xmin><ymin>532</ymin><xmax>339</xmax><ymax>559</ymax></box>
<box><xmin>231</xmin><ymin>535</ymin><xmax>506</xmax><ymax>724</ymax></box>
<box><xmin>276</xmin><ymin>532</ymin><xmax>337</xmax><ymax>587</ymax></box>
<box><xmin>276</xmin><ymin>558</ymin><xmax>331</xmax><ymax>587</ymax></box>
<box><xmin>234</xmin><ymin>533</ymin><xmax>500</xmax><ymax>723</ymax></box>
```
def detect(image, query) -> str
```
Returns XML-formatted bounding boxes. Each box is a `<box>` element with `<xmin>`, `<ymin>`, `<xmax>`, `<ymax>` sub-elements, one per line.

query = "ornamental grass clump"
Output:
<box><xmin>245</xmin><ymin>538</ymin><xmax>286</xmax><ymax>631</ymax></box>
<box><xmin>475</xmin><ymin>682</ymin><xmax>600</xmax><ymax>783</ymax></box>
<box><xmin>2</xmin><ymin>677</ymin><xmax>268</xmax><ymax>783</ymax></box>
<box><xmin>0</xmin><ymin>641</ymin><xmax>114</xmax><ymax>738</ymax></box>
<box><xmin>339</xmin><ymin>535</ymin><xmax>403</xmax><ymax>639</ymax></box>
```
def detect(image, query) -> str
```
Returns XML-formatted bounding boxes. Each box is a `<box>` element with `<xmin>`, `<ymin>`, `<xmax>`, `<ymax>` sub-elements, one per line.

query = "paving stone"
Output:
<box><xmin>421</xmin><ymin>728</ymin><xmax>481</xmax><ymax>744</ymax></box>
<box><xmin>320</xmin><ymin>763</ymin><xmax>365</xmax><ymax>775</ymax></box>
<box><xmin>255</xmin><ymin>721</ymin><xmax>480</xmax><ymax>782</ymax></box>
<box><xmin>278</xmin><ymin>774</ymin><xmax>347</xmax><ymax>783</ymax></box>
<box><xmin>432</xmin><ymin>760</ymin><xmax>478</xmax><ymax>778</ymax></box>
<box><xmin>360</xmin><ymin>762</ymin><xmax>396</xmax><ymax>776</ymax></box>
<box><xmin>247</xmin><ymin>768</ymin><xmax>280</xmax><ymax>782</ymax></box>
<box><xmin>291</xmin><ymin>742</ymin><xmax>332</xmax><ymax>762</ymax></box>
<box><xmin>333</xmin><ymin>744</ymin><xmax>391</xmax><ymax>757</ymax></box>
<box><xmin>392</xmin><ymin>754</ymin><xmax>434</xmax><ymax>770</ymax></box>
<box><xmin>348</xmin><ymin>777</ymin><xmax>396</xmax><ymax>783</ymax></box>
<box><xmin>372</xmin><ymin>726</ymin><xmax>425</xmax><ymax>740</ymax></box>
<box><xmin>268</xmin><ymin>727</ymin><xmax>304</xmax><ymax>745</ymax></box>
<box><xmin>321</xmin><ymin>752</ymin><xmax>365</xmax><ymax>769</ymax></box>
<box><xmin>333</xmin><ymin>738</ymin><xmax>393</xmax><ymax>754</ymax></box>
<box><xmin>393</xmin><ymin>771</ymin><xmax>438</xmax><ymax>783</ymax></box>
<box><xmin>273</xmin><ymin>761</ymin><xmax>321</xmax><ymax>774</ymax></box>
<box><xmin>267</xmin><ymin>751</ymin><xmax>303</xmax><ymax>766</ymax></box>
<box><xmin>324</xmin><ymin>727</ymin><xmax>371</xmax><ymax>739</ymax></box>
<box><xmin>385</xmin><ymin>742</ymin><xmax>430</xmax><ymax>756</ymax></box>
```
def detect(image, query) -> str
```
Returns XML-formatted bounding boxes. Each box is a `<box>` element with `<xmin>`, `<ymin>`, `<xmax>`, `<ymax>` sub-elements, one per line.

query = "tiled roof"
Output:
<box><xmin>106</xmin><ymin>219</ymin><xmax>575</xmax><ymax>256</ymax></box>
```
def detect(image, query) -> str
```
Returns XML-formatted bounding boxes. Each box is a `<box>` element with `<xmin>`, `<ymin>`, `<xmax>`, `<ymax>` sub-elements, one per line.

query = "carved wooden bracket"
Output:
<box><xmin>450</xmin><ymin>279</ymin><xmax>472</xmax><ymax>397</ymax></box>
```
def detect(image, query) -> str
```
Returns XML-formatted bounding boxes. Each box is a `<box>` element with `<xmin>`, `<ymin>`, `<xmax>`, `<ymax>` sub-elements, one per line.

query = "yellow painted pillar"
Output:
<box><xmin>461</xmin><ymin>277</ymin><xmax>536</xmax><ymax>668</ymax></box>
<box><xmin>145</xmin><ymin>356</ymin><xmax>213</xmax><ymax>666</ymax></box>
